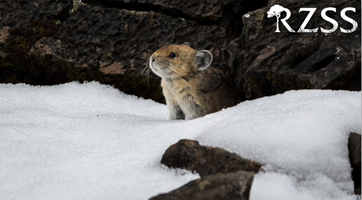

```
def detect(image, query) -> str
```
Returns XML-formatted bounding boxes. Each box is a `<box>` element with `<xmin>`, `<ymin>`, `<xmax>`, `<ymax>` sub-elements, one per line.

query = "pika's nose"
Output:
<box><xmin>150</xmin><ymin>55</ymin><xmax>155</xmax><ymax>63</ymax></box>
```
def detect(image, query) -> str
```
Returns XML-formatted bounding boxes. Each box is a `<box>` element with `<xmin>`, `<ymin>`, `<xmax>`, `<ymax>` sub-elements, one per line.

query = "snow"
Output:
<box><xmin>0</xmin><ymin>82</ymin><xmax>360</xmax><ymax>200</ymax></box>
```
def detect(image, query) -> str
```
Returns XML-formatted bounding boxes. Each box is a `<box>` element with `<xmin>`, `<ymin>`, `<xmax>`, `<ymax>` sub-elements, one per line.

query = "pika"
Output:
<box><xmin>149</xmin><ymin>43</ymin><xmax>237</xmax><ymax>120</ymax></box>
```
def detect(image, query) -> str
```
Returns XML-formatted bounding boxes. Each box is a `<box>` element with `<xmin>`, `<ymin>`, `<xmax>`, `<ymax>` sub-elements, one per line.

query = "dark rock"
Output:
<box><xmin>161</xmin><ymin>139</ymin><xmax>262</xmax><ymax>177</ymax></box>
<box><xmin>0</xmin><ymin>0</ymin><xmax>72</xmax><ymax>29</ymax></box>
<box><xmin>234</xmin><ymin>0</ymin><xmax>361</xmax><ymax>100</ymax></box>
<box><xmin>38</xmin><ymin>5</ymin><xmax>228</xmax><ymax>75</ymax></box>
<box><xmin>83</xmin><ymin>0</ymin><xmax>269</xmax><ymax>42</ymax></box>
<box><xmin>348</xmin><ymin>132</ymin><xmax>361</xmax><ymax>195</ymax></box>
<box><xmin>0</xmin><ymin>20</ymin><xmax>164</xmax><ymax>103</ymax></box>
<box><xmin>150</xmin><ymin>170</ymin><xmax>254</xmax><ymax>200</ymax></box>
<box><xmin>0</xmin><ymin>0</ymin><xmax>72</xmax><ymax>55</ymax></box>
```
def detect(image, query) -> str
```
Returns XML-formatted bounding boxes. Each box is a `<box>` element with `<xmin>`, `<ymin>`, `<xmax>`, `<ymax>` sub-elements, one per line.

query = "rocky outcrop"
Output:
<box><xmin>233</xmin><ymin>0</ymin><xmax>361</xmax><ymax>100</ymax></box>
<box><xmin>0</xmin><ymin>0</ymin><xmax>359</xmax><ymax>103</ymax></box>
<box><xmin>161</xmin><ymin>139</ymin><xmax>262</xmax><ymax>177</ymax></box>
<box><xmin>150</xmin><ymin>170</ymin><xmax>254</xmax><ymax>200</ymax></box>
<box><xmin>348</xmin><ymin>132</ymin><xmax>361</xmax><ymax>195</ymax></box>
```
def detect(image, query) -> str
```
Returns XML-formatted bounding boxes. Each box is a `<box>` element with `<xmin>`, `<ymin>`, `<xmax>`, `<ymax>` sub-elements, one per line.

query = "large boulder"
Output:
<box><xmin>82</xmin><ymin>0</ymin><xmax>268</xmax><ymax>41</ymax></box>
<box><xmin>41</xmin><ymin>4</ymin><xmax>228</xmax><ymax>74</ymax></box>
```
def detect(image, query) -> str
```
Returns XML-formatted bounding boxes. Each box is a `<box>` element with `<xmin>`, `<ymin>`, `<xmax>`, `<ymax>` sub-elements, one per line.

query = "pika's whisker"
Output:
<box><xmin>142</xmin><ymin>66</ymin><xmax>149</xmax><ymax>75</ymax></box>
<box><xmin>147</xmin><ymin>68</ymin><xmax>150</xmax><ymax>90</ymax></box>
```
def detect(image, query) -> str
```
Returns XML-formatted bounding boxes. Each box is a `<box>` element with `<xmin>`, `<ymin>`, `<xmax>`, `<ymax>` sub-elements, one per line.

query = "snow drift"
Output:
<box><xmin>0</xmin><ymin>82</ymin><xmax>360</xmax><ymax>200</ymax></box>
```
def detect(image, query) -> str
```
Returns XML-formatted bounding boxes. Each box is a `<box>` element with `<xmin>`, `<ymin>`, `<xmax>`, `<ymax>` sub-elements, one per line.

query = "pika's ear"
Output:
<box><xmin>182</xmin><ymin>42</ymin><xmax>190</xmax><ymax>46</ymax></box>
<box><xmin>196</xmin><ymin>50</ymin><xmax>213</xmax><ymax>70</ymax></box>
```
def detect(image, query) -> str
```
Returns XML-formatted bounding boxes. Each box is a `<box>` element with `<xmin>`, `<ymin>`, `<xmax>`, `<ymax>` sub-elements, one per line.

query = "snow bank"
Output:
<box><xmin>0</xmin><ymin>82</ymin><xmax>360</xmax><ymax>200</ymax></box>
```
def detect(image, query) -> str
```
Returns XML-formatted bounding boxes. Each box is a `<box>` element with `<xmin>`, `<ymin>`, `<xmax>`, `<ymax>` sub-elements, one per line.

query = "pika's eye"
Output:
<box><xmin>169</xmin><ymin>52</ymin><xmax>176</xmax><ymax>58</ymax></box>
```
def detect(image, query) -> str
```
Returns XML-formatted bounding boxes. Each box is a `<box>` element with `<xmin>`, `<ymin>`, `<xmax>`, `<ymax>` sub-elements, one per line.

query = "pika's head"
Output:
<box><xmin>149</xmin><ymin>43</ymin><xmax>213</xmax><ymax>78</ymax></box>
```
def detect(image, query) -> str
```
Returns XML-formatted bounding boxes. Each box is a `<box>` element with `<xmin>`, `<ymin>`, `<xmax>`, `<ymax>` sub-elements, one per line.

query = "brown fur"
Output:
<box><xmin>149</xmin><ymin>44</ymin><xmax>237</xmax><ymax>120</ymax></box>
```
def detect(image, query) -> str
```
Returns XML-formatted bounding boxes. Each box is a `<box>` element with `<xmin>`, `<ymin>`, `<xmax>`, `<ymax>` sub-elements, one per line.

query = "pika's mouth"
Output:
<box><xmin>150</xmin><ymin>63</ymin><xmax>160</xmax><ymax>71</ymax></box>
<box><xmin>149</xmin><ymin>56</ymin><xmax>168</xmax><ymax>78</ymax></box>
<box><xmin>149</xmin><ymin>56</ymin><xmax>160</xmax><ymax>72</ymax></box>
<box><xmin>149</xmin><ymin>59</ymin><xmax>165</xmax><ymax>78</ymax></box>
